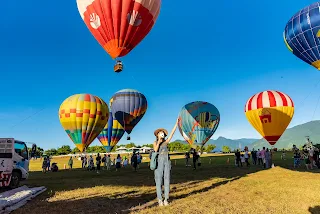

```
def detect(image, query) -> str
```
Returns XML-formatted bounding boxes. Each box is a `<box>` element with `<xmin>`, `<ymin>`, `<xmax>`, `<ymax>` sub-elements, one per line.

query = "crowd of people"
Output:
<box><xmin>234</xmin><ymin>147</ymin><xmax>274</xmax><ymax>168</ymax></box>
<box><xmin>184</xmin><ymin>148</ymin><xmax>201</xmax><ymax>170</ymax></box>
<box><xmin>76</xmin><ymin>151</ymin><xmax>144</xmax><ymax>173</ymax></box>
<box><xmin>292</xmin><ymin>144</ymin><xmax>320</xmax><ymax>170</ymax></box>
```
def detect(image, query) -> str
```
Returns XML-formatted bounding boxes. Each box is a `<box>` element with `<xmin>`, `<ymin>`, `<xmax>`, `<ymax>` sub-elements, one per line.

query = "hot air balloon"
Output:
<box><xmin>178</xmin><ymin>101</ymin><xmax>220</xmax><ymax>147</ymax></box>
<box><xmin>59</xmin><ymin>94</ymin><xmax>109</xmax><ymax>152</ymax></box>
<box><xmin>97</xmin><ymin>112</ymin><xmax>125</xmax><ymax>152</ymax></box>
<box><xmin>284</xmin><ymin>2</ymin><xmax>320</xmax><ymax>70</ymax></box>
<box><xmin>76</xmin><ymin>0</ymin><xmax>161</xmax><ymax>72</ymax></box>
<box><xmin>245</xmin><ymin>90</ymin><xmax>294</xmax><ymax>146</ymax></box>
<box><xmin>110</xmin><ymin>89</ymin><xmax>147</xmax><ymax>140</ymax></box>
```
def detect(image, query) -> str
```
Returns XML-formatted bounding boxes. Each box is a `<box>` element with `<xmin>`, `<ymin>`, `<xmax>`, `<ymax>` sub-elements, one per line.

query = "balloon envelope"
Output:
<box><xmin>110</xmin><ymin>89</ymin><xmax>147</xmax><ymax>135</ymax></box>
<box><xmin>76</xmin><ymin>0</ymin><xmax>161</xmax><ymax>59</ymax></box>
<box><xmin>178</xmin><ymin>101</ymin><xmax>220</xmax><ymax>146</ymax></box>
<box><xmin>284</xmin><ymin>2</ymin><xmax>320</xmax><ymax>70</ymax></box>
<box><xmin>59</xmin><ymin>94</ymin><xmax>109</xmax><ymax>152</ymax></box>
<box><xmin>97</xmin><ymin>112</ymin><xmax>125</xmax><ymax>152</ymax></box>
<box><xmin>245</xmin><ymin>90</ymin><xmax>294</xmax><ymax>146</ymax></box>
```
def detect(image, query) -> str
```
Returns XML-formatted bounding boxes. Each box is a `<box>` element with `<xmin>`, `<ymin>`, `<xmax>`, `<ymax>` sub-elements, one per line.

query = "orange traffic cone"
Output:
<box><xmin>64</xmin><ymin>164</ymin><xmax>66</xmax><ymax>169</ymax></box>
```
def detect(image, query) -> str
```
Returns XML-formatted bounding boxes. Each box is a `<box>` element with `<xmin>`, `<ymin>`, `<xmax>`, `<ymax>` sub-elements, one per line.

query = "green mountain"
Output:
<box><xmin>250</xmin><ymin>120</ymin><xmax>320</xmax><ymax>149</ymax></box>
<box><xmin>173</xmin><ymin>120</ymin><xmax>320</xmax><ymax>150</ymax></box>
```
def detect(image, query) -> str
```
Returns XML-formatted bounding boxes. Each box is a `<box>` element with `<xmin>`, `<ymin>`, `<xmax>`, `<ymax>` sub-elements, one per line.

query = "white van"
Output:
<box><xmin>0</xmin><ymin>138</ymin><xmax>30</xmax><ymax>188</ymax></box>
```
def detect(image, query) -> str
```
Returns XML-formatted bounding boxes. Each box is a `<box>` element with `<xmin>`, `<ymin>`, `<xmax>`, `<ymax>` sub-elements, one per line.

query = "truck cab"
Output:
<box><xmin>0</xmin><ymin>138</ymin><xmax>30</xmax><ymax>188</ymax></box>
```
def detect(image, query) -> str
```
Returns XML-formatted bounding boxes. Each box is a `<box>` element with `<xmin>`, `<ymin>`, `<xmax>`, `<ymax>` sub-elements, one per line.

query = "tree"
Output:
<box><xmin>222</xmin><ymin>146</ymin><xmax>231</xmax><ymax>153</ymax></box>
<box><xmin>111</xmin><ymin>145</ymin><xmax>118</xmax><ymax>152</ymax></box>
<box><xmin>57</xmin><ymin>145</ymin><xmax>72</xmax><ymax>155</ymax></box>
<box><xmin>72</xmin><ymin>147</ymin><xmax>80</xmax><ymax>153</ymax></box>
<box><xmin>167</xmin><ymin>141</ymin><xmax>186</xmax><ymax>152</ymax></box>
<box><xmin>205</xmin><ymin>144</ymin><xmax>216</xmax><ymax>153</ymax></box>
<box><xmin>125</xmin><ymin>143</ymin><xmax>136</xmax><ymax>148</ymax></box>
<box><xmin>86</xmin><ymin>146</ymin><xmax>106</xmax><ymax>153</ymax></box>
<box><xmin>45</xmin><ymin>148</ymin><xmax>58</xmax><ymax>156</ymax></box>
<box><xmin>183</xmin><ymin>144</ymin><xmax>191</xmax><ymax>151</ymax></box>
<box><xmin>142</xmin><ymin>144</ymin><xmax>153</xmax><ymax>148</ymax></box>
<box><xmin>28</xmin><ymin>146</ymin><xmax>44</xmax><ymax>157</ymax></box>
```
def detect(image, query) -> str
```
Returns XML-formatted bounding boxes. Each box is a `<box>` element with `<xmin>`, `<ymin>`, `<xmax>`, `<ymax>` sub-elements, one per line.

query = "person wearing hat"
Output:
<box><xmin>153</xmin><ymin>118</ymin><xmax>179</xmax><ymax>207</ymax></box>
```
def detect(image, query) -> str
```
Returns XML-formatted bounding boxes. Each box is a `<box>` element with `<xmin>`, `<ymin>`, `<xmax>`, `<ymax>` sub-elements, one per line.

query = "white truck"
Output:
<box><xmin>0</xmin><ymin>138</ymin><xmax>30</xmax><ymax>188</ymax></box>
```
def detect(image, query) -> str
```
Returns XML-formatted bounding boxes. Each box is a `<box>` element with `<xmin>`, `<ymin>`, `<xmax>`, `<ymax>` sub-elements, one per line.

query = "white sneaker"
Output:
<box><xmin>158</xmin><ymin>200</ymin><xmax>163</xmax><ymax>206</ymax></box>
<box><xmin>163</xmin><ymin>199</ymin><xmax>169</xmax><ymax>206</ymax></box>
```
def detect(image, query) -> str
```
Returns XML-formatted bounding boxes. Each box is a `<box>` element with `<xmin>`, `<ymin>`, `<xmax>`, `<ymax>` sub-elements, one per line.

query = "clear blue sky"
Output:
<box><xmin>2</xmin><ymin>0</ymin><xmax>320</xmax><ymax>150</ymax></box>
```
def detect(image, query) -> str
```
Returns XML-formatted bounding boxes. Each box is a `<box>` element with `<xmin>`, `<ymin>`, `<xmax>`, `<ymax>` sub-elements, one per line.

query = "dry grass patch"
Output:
<box><xmin>11</xmin><ymin>152</ymin><xmax>320</xmax><ymax>214</ymax></box>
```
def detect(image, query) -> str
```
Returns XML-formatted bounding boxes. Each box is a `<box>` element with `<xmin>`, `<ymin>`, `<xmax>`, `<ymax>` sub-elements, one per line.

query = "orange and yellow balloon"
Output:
<box><xmin>244</xmin><ymin>90</ymin><xmax>294</xmax><ymax>146</ymax></box>
<box><xmin>59</xmin><ymin>94</ymin><xmax>109</xmax><ymax>152</ymax></box>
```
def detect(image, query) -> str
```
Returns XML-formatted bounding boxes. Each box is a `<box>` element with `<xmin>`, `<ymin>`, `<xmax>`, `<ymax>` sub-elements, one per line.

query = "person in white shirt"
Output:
<box><xmin>123</xmin><ymin>157</ymin><xmax>128</xmax><ymax>167</ymax></box>
<box><xmin>240</xmin><ymin>154</ymin><xmax>245</xmax><ymax>164</ymax></box>
<box><xmin>88</xmin><ymin>155</ymin><xmax>94</xmax><ymax>170</ymax></box>
<box><xmin>106</xmin><ymin>155</ymin><xmax>111</xmax><ymax>170</ymax></box>
<box><xmin>115</xmin><ymin>154</ymin><xmax>122</xmax><ymax>171</ymax></box>
<box><xmin>309</xmin><ymin>148</ymin><xmax>315</xmax><ymax>166</ymax></box>
<box><xmin>257</xmin><ymin>149</ymin><xmax>262</xmax><ymax>165</ymax></box>
<box><xmin>244</xmin><ymin>150</ymin><xmax>250</xmax><ymax>166</ymax></box>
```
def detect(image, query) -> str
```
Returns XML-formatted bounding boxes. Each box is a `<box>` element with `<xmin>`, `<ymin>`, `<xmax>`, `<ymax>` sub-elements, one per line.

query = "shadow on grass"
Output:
<box><xmin>14</xmin><ymin>176</ymin><xmax>242</xmax><ymax>214</ymax></box>
<box><xmin>12</xmin><ymin>153</ymin><xmax>320</xmax><ymax>214</ymax></box>
<box><xmin>309</xmin><ymin>206</ymin><xmax>320</xmax><ymax>214</ymax></box>
<box><xmin>24</xmin><ymin>156</ymin><xmax>267</xmax><ymax>191</ymax></box>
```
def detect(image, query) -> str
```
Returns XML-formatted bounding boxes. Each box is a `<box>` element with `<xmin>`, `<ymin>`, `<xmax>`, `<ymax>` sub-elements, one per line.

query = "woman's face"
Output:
<box><xmin>157</xmin><ymin>131</ymin><xmax>165</xmax><ymax>139</ymax></box>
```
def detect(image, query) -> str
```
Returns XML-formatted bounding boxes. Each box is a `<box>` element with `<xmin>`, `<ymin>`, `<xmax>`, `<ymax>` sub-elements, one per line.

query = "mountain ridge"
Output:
<box><xmin>173</xmin><ymin>120</ymin><xmax>320</xmax><ymax>150</ymax></box>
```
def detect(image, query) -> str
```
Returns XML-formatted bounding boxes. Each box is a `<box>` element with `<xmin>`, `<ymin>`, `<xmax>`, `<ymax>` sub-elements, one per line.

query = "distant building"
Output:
<box><xmin>116</xmin><ymin>146</ymin><xmax>128</xmax><ymax>153</ymax></box>
<box><xmin>140</xmin><ymin>146</ymin><xmax>153</xmax><ymax>153</ymax></box>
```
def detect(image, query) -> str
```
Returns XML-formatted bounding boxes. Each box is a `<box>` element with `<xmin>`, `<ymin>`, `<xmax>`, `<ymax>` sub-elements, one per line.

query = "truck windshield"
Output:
<box><xmin>14</xmin><ymin>141</ymin><xmax>28</xmax><ymax>160</ymax></box>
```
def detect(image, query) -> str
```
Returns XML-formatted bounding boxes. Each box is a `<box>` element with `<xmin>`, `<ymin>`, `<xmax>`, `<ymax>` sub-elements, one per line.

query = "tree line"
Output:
<box><xmin>42</xmin><ymin>141</ymin><xmax>219</xmax><ymax>156</ymax></box>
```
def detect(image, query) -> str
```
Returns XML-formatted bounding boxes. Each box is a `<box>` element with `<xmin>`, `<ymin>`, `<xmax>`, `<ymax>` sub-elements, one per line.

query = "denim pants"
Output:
<box><xmin>154</xmin><ymin>154</ymin><xmax>171</xmax><ymax>200</ymax></box>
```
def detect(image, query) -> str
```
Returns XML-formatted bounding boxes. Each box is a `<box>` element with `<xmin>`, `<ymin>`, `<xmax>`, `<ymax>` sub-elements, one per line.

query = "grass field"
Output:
<box><xmin>11</xmin><ymin>152</ymin><xmax>320</xmax><ymax>214</ymax></box>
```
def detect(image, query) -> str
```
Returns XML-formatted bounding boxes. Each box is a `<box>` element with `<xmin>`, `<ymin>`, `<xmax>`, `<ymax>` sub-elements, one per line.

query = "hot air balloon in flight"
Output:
<box><xmin>110</xmin><ymin>89</ymin><xmax>147</xmax><ymax>140</ymax></box>
<box><xmin>284</xmin><ymin>2</ymin><xmax>320</xmax><ymax>70</ymax></box>
<box><xmin>245</xmin><ymin>90</ymin><xmax>294</xmax><ymax>146</ymax></box>
<box><xmin>59</xmin><ymin>94</ymin><xmax>109</xmax><ymax>152</ymax></box>
<box><xmin>97</xmin><ymin>112</ymin><xmax>125</xmax><ymax>152</ymax></box>
<box><xmin>178</xmin><ymin>101</ymin><xmax>220</xmax><ymax>147</ymax></box>
<box><xmin>76</xmin><ymin>0</ymin><xmax>161</xmax><ymax>73</ymax></box>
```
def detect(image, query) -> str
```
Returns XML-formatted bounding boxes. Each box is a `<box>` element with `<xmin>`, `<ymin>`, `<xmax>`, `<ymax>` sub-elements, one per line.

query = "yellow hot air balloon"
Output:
<box><xmin>244</xmin><ymin>90</ymin><xmax>294</xmax><ymax>146</ymax></box>
<box><xmin>59</xmin><ymin>94</ymin><xmax>109</xmax><ymax>152</ymax></box>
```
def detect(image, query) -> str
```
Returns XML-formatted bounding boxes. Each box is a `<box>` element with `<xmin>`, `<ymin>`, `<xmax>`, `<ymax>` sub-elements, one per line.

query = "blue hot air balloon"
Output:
<box><xmin>97</xmin><ymin>112</ymin><xmax>125</xmax><ymax>152</ymax></box>
<box><xmin>110</xmin><ymin>89</ymin><xmax>147</xmax><ymax>140</ymax></box>
<box><xmin>284</xmin><ymin>2</ymin><xmax>320</xmax><ymax>70</ymax></box>
<box><xmin>178</xmin><ymin>101</ymin><xmax>220</xmax><ymax>146</ymax></box>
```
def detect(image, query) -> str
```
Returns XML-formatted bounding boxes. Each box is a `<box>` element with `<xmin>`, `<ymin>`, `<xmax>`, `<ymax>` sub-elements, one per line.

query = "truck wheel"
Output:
<box><xmin>9</xmin><ymin>171</ymin><xmax>21</xmax><ymax>189</ymax></box>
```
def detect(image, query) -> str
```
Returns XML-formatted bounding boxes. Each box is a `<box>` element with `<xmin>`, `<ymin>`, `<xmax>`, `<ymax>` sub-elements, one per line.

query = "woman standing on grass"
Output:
<box><xmin>68</xmin><ymin>156</ymin><xmax>73</xmax><ymax>169</ymax></box>
<box><xmin>115</xmin><ymin>154</ymin><xmax>122</xmax><ymax>171</ymax></box>
<box><xmin>106</xmin><ymin>154</ymin><xmax>111</xmax><ymax>170</ymax></box>
<box><xmin>96</xmin><ymin>153</ymin><xmax>101</xmax><ymax>173</ymax></box>
<box><xmin>42</xmin><ymin>157</ymin><xmax>47</xmax><ymax>173</ymax></box>
<box><xmin>265</xmin><ymin>149</ymin><xmax>270</xmax><ymax>168</ymax></box>
<box><xmin>153</xmin><ymin>118</ymin><xmax>178</xmax><ymax>207</ymax></box>
<box><xmin>131</xmin><ymin>152</ymin><xmax>138</xmax><ymax>171</ymax></box>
